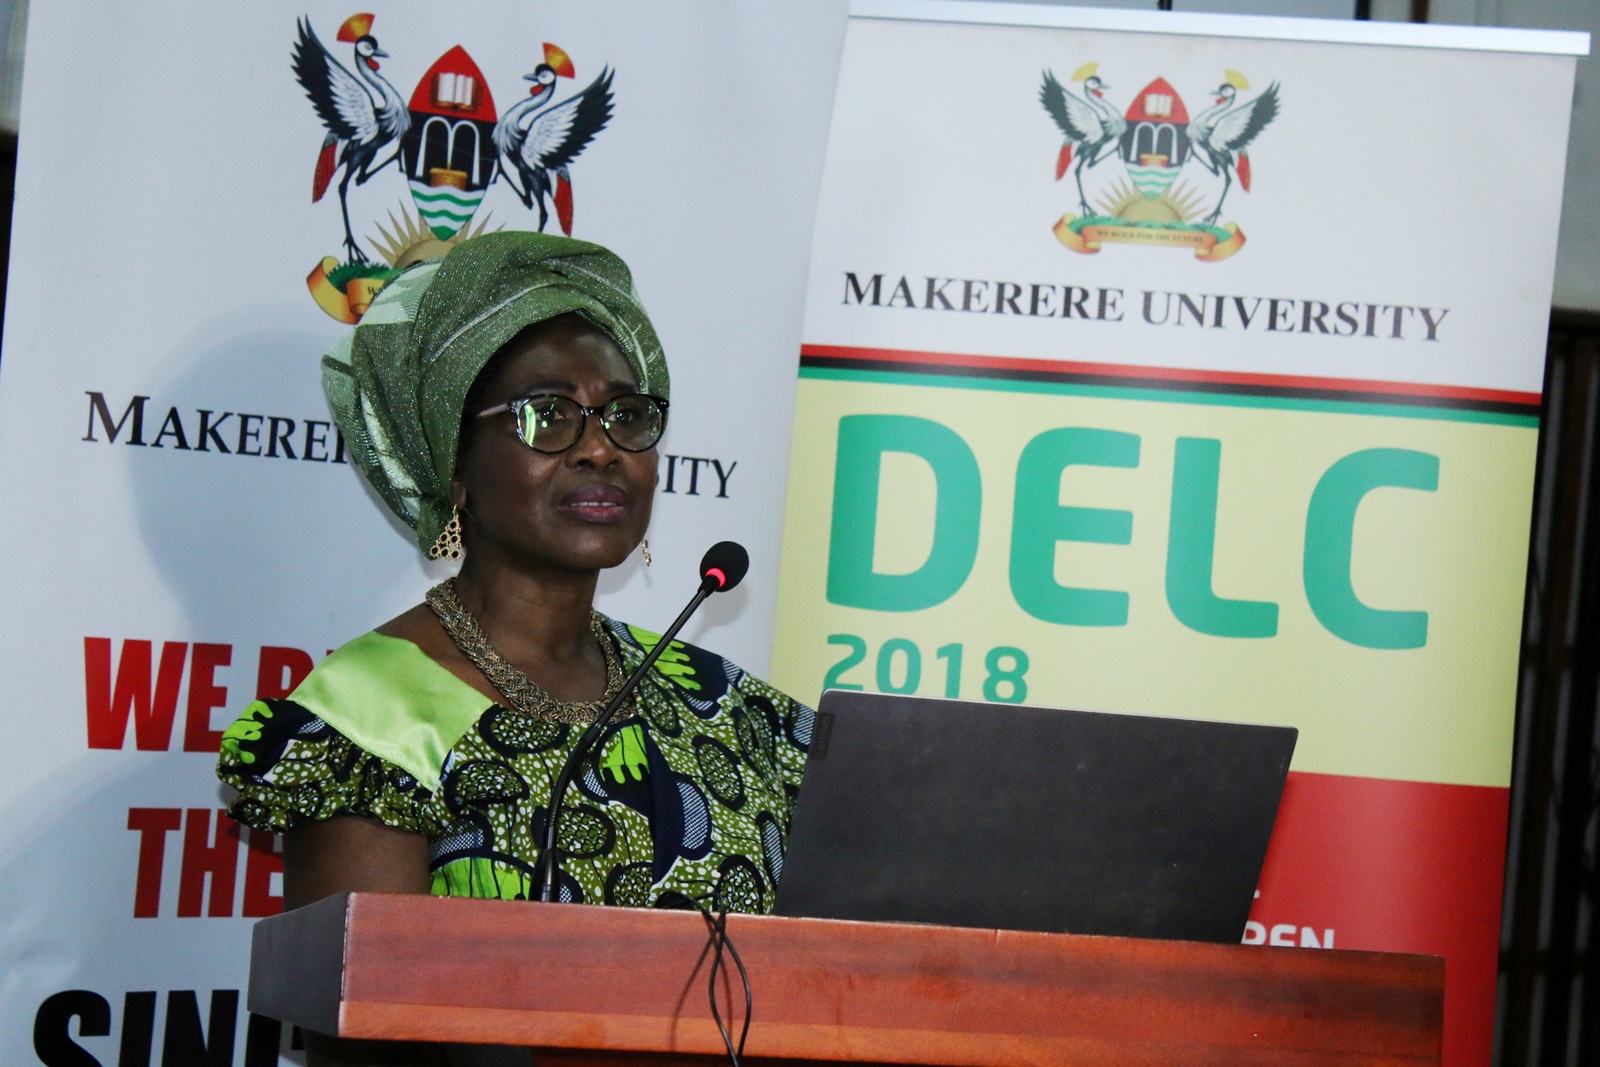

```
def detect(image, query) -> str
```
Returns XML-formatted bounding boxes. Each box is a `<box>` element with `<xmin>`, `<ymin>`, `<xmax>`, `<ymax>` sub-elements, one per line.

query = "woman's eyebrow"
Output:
<box><xmin>514</xmin><ymin>379</ymin><xmax>579</xmax><ymax>394</ymax></box>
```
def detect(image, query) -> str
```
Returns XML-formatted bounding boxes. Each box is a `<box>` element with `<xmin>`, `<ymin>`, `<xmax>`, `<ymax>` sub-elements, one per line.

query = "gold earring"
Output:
<box><xmin>640</xmin><ymin>538</ymin><xmax>651</xmax><ymax>567</ymax></box>
<box><xmin>428</xmin><ymin>508</ymin><xmax>464</xmax><ymax>561</ymax></box>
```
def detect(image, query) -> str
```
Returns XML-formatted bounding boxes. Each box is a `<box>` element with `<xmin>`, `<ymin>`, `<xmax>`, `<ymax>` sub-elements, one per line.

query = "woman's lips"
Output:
<box><xmin>557</xmin><ymin>483</ymin><xmax>629</xmax><ymax>524</ymax></box>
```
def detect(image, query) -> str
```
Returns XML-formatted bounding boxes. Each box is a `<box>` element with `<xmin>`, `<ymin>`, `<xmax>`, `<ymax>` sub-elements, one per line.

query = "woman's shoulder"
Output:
<box><xmin>225</xmin><ymin>627</ymin><xmax>493</xmax><ymax>792</ymax></box>
<box><xmin>301</xmin><ymin>626</ymin><xmax>483</xmax><ymax>708</ymax></box>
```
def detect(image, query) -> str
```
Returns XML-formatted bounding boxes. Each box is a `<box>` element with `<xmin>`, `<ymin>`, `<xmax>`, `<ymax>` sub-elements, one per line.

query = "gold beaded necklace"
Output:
<box><xmin>425</xmin><ymin>578</ymin><xmax>628</xmax><ymax>724</ymax></box>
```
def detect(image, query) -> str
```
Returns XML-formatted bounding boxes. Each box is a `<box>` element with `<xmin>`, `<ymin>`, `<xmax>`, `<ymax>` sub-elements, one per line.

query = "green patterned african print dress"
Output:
<box><xmin>216</xmin><ymin>618</ymin><xmax>813</xmax><ymax>912</ymax></box>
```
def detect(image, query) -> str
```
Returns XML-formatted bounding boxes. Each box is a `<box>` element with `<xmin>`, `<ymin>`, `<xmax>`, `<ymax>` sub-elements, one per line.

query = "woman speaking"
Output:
<box><xmin>216</xmin><ymin>233</ymin><xmax>813</xmax><ymax>1060</ymax></box>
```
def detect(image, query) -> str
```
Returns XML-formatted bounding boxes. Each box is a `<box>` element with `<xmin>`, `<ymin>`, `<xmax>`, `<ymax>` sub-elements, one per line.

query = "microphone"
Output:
<box><xmin>536</xmin><ymin>541</ymin><xmax>749</xmax><ymax>903</ymax></box>
<box><xmin>698</xmin><ymin>540</ymin><xmax>749</xmax><ymax>594</ymax></box>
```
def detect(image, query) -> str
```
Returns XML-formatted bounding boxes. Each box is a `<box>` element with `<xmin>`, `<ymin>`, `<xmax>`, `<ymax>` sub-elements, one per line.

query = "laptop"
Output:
<box><xmin>774</xmin><ymin>691</ymin><xmax>1296</xmax><ymax>943</ymax></box>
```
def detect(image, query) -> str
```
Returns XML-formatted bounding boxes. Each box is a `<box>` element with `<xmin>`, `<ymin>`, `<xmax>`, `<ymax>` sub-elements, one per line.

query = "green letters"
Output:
<box><xmin>826</xmin><ymin>415</ymin><xmax>982</xmax><ymax>611</ymax></box>
<box><xmin>1166</xmin><ymin>438</ymin><xmax>1278</xmax><ymax>637</ymax></box>
<box><xmin>1009</xmin><ymin>428</ymin><xmax>1139</xmax><ymax>626</ymax></box>
<box><xmin>1303</xmin><ymin>448</ymin><xmax>1439</xmax><ymax>650</ymax></box>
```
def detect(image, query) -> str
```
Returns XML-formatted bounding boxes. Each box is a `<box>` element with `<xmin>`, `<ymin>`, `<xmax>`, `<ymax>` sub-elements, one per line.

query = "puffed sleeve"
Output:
<box><xmin>217</xmin><ymin>698</ymin><xmax>448</xmax><ymax>837</ymax></box>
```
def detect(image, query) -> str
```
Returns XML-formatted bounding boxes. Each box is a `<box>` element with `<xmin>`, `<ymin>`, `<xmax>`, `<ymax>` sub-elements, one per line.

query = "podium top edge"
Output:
<box><xmin>324</xmin><ymin>892</ymin><xmax>1444</xmax><ymax>971</ymax></box>
<box><xmin>849</xmin><ymin>0</ymin><xmax>1591</xmax><ymax>56</ymax></box>
<box><xmin>248</xmin><ymin>892</ymin><xmax>1444</xmax><ymax>1055</ymax></box>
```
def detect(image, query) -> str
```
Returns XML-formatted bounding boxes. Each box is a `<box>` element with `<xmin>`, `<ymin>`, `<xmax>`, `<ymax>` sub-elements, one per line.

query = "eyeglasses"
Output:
<box><xmin>476</xmin><ymin>392</ymin><xmax>669</xmax><ymax>454</ymax></box>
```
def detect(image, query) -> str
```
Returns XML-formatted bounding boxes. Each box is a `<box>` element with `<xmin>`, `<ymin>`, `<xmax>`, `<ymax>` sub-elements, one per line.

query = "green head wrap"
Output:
<box><xmin>321</xmin><ymin>231</ymin><xmax>669</xmax><ymax>553</ymax></box>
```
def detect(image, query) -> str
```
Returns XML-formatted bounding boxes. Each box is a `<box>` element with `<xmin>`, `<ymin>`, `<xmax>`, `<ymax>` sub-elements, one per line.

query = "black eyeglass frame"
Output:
<box><xmin>475</xmin><ymin>392</ymin><xmax>670</xmax><ymax>454</ymax></box>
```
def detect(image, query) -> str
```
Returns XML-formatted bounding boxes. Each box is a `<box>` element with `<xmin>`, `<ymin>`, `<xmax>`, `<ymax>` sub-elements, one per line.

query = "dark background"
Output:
<box><xmin>1504</xmin><ymin>311</ymin><xmax>1598</xmax><ymax>1066</ymax></box>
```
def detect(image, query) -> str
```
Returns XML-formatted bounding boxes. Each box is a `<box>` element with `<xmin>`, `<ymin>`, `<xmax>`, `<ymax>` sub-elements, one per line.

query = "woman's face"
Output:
<box><xmin>452</xmin><ymin>314</ymin><xmax>657</xmax><ymax>573</ymax></box>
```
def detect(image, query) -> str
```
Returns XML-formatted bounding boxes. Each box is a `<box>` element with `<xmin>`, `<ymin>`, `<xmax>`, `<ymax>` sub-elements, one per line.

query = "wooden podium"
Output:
<box><xmin>249</xmin><ymin>892</ymin><xmax>1443</xmax><ymax>1066</ymax></box>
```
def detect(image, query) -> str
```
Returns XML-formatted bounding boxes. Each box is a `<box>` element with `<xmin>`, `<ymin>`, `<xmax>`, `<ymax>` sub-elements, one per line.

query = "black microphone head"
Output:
<box><xmin>699</xmin><ymin>541</ymin><xmax>749</xmax><ymax>593</ymax></box>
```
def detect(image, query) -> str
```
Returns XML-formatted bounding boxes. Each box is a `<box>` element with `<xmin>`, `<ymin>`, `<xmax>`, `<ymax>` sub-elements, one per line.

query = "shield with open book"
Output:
<box><xmin>401</xmin><ymin>46</ymin><xmax>499</xmax><ymax>238</ymax></box>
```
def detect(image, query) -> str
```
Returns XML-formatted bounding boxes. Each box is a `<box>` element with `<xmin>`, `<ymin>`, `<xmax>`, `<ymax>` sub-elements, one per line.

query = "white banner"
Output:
<box><xmin>0</xmin><ymin>3</ymin><xmax>844</xmax><ymax>1064</ymax></box>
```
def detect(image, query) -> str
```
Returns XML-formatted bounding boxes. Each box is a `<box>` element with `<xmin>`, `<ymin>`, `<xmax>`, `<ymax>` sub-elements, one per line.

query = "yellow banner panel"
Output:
<box><xmin>772</xmin><ymin>375</ymin><xmax>1534</xmax><ymax>788</ymax></box>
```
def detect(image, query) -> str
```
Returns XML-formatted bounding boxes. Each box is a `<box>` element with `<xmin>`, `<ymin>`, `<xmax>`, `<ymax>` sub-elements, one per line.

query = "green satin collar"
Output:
<box><xmin>288</xmin><ymin>631</ymin><xmax>491</xmax><ymax>793</ymax></box>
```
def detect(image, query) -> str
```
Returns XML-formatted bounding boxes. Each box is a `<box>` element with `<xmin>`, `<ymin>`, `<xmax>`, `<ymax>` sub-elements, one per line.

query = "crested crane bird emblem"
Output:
<box><xmin>294</xmin><ymin>13</ymin><xmax>410</xmax><ymax>263</ymax></box>
<box><xmin>1039</xmin><ymin>64</ymin><xmax>1281</xmax><ymax>263</ymax></box>
<box><xmin>291</xmin><ymin>18</ymin><xmax>618</xmax><ymax>323</ymax></box>
<box><xmin>1041</xmin><ymin>63</ymin><xmax>1127</xmax><ymax>219</ymax></box>
<box><xmin>1187</xmin><ymin>72</ymin><xmax>1280</xmax><ymax>225</ymax></box>
<box><xmin>493</xmin><ymin>43</ymin><xmax>616</xmax><ymax>236</ymax></box>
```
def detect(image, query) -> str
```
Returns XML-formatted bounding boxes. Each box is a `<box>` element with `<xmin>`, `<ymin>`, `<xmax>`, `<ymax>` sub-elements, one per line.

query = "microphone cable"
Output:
<box><xmin>696</xmin><ymin>902</ymin><xmax>752</xmax><ymax>1067</ymax></box>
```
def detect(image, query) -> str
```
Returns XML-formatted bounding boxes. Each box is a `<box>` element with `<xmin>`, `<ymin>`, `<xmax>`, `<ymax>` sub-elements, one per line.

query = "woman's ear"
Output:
<box><xmin>449</xmin><ymin>478</ymin><xmax>468</xmax><ymax>513</ymax></box>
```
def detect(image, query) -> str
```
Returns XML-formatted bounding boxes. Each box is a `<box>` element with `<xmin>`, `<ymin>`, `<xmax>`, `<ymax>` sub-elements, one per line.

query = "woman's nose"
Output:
<box><xmin>565</xmin><ymin>410</ymin><xmax>618</xmax><ymax>464</ymax></box>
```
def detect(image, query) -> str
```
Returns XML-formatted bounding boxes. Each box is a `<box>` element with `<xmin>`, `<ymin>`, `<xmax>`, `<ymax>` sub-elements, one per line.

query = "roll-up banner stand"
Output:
<box><xmin>0</xmin><ymin>3</ymin><xmax>845</xmax><ymax>1064</ymax></box>
<box><xmin>770</xmin><ymin>3</ymin><xmax>1587</xmax><ymax>1065</ymax></box>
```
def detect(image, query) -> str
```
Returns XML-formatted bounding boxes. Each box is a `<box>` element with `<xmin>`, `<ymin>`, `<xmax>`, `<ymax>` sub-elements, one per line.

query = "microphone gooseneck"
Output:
<box><xmin>536</xmin><ymin>541</ymin><xmax>749</xmax><ymax>903</ymax></box>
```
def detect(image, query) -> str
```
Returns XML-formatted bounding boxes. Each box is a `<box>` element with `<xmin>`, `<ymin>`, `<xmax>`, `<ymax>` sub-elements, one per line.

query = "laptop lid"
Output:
<box><xmin>774</xmin><ymin>691</ymin><xmax>1296</xmax><ymax>943</ymax></box>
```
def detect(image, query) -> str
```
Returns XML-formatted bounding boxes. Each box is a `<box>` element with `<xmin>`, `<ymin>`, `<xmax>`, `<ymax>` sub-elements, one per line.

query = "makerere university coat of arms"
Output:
<box><xmin>1041</xmin><ymin>63</ymin><xmax>1279</xmax><ymax>262</ymax></box>
<box><xmin>293</xmin><ymin>13</ymin><xmax>615</xmax><ymax>322</ymax></box>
